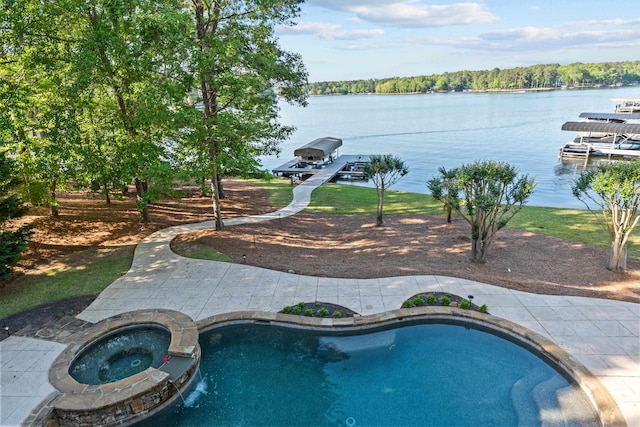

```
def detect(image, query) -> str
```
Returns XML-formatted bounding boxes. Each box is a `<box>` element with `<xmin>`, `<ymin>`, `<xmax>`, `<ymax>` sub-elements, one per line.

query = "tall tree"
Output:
<box><xmin>428</xmin><ymin>161</ymin><xmax>535</xmax><ymax>263</ymax></box>
<box><xmin>3</xmin><ymin>0</ymin><xmax>194</xmax><ymax>222</ymax></box>
<box><xmin>67</xmin><ymin>0</ymin><xmax>194</xmax><ymax>222</ymax></box>
<box><xmin>363</xmin><ymin>154</ymin><xmax>409</xmax><ymax>226</ymax></box>
<box><xmin>572</xmin><ymin>161</ymin><xmax>640</xmax><ymax>272</ymax></box>
<box><xmin>1</xmin><ymin>0</ymin><xmax>80</xmax><ymax>217</ymax></box>
<box><xmin>188</xmin><ymin>0</ymin><xmax>308</xmax><ymax>230</ymax></box>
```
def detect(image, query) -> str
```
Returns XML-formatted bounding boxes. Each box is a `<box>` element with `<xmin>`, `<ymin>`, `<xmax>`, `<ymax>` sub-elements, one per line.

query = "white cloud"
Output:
<box><xmin>332</xmin><ymin>24</ymin><xmax>640</xmax><ymax>55</ymax></box>
<box><xmin>277</xmin><ymin>22</ymin><xmax>385</xmax><ymax>40</ymax></box>
<box><xmin>309</xmin><ymin>1</ymin><xmax>498</xmax><ymax>28</ymax></box>
<box><xmin>565</xmin><ymin>17</ymin><xmax>640</xmax><ymax>27</ymax></box>
<box><xmin>432</xmin><ymin>26</ymin><xmax>640</xmax><ymax>53</ymax></box>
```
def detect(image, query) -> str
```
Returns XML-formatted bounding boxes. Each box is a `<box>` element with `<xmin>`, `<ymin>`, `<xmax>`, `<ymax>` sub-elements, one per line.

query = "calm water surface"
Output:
<box><xmin>261</xmin><ymin>87</ymin><xmax>640</xmax><ymax>208</ymax></box>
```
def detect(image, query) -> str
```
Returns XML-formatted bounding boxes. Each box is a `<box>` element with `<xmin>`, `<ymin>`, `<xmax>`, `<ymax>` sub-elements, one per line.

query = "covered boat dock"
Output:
<box><xmin>578</xmin><ymin>112</ymin><xmax>640</xmax><ymax>122</ymax></box>
<box><xmin>561</xmin><ymin>121</ymin><xmax>640</xmax><ymax>135</ymax></box>
<box><xmin>294</xmin><ymin>137</ymin><xmax>342</xmax><ymax>166</ymax></box>
<box><xmin>272</xmin><ymin>137</ymin><xmax>370</xmax><ymax>184</ymax></box>
<box><xmin>559</xmin><ymin>121</ymin><xmax>640</xmax><ymax>161</ymax></box>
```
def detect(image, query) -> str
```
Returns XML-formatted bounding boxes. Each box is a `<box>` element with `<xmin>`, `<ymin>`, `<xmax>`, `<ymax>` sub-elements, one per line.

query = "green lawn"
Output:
<box><xmin>1</xmin><ymin>178</ymin><xmax>637</xmax><ymax>319</ymax></box>
<box><xmin>0</xmin><ymin>247</ymin><xmax>132</xmax><ymax>319</ymax></box>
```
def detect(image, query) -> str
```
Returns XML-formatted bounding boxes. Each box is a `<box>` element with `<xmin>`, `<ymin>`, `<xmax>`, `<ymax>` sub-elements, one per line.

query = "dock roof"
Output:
<box><xmin>579</xmin><ymin>112</ymin><xmax>640</xmax><ymax>121</ymax></box>
<box><xmin>561</xmin><ymin>121</ymin><xmax>640</xmax><ymax>134</ymax></box>
<box><xmin>294</xmin><ymin>137</ymin><xmax>342</xmax><ymax>160</ymax></box>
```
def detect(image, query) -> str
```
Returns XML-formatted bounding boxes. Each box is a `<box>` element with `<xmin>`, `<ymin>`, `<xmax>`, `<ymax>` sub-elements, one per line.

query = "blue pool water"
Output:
<box><xmin>144</xmin><ymin>321</ymin><xmax>598</xmax><ymax>426</ymax></box>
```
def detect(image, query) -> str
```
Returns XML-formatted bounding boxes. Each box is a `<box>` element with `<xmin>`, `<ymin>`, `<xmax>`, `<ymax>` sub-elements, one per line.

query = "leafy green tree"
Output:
<box><xmin>65</xmin><ymin>0</ymin><xmax>193</xmax><ymax>222</ymax></box>
<box><xmin>572</xmin><ymin>161</ymin><xmax>640</xmax><ymax>272</ymax></box>
<box><xmin>431</xmin><ymin>166</ymin><xmax>457</xmax><ymax>223</ymax></box>
<box><xmin>428</xmin><ymin>160</ymin><xmax>535</xmax><ymax>263</ymax></box>
<box><xmin>69</xmin><ymin>0</ymin><xmax>194</xmax><ymax>222</ymax></box>
<box><xmin>363</xmin><ymin>154</ymin><xmax>409</xmax><ymax>226</ymax></box>
<box><xmin>188</xmin><ymin>0</ymin><xmax>308</xmax><ymax>230</ymax></box>
<box><xmin>74</xmin><ymin>95</ymin><xmax>128</xmax><ymax>205</ymax></box>
<box><xmin>1</xmin><ymin>1</ymin><xmax>81</xmax><ymax>217</ymax></box>
<box><xmin>0</xmin><ymin>152</ymin><xmax>33</xmax><ymax>281</ymax></box>
<box><xmin>3</xmin><ymin>0</ymin><xmax>194</xmax><ymax>222</ymax></box>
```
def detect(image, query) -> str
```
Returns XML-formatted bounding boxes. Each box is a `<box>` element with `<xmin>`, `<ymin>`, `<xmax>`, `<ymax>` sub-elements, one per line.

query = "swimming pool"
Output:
<box><xmin>143</xmin><ymin>318</ymin><xmax>600</xmax><ymax>426</ymax></box>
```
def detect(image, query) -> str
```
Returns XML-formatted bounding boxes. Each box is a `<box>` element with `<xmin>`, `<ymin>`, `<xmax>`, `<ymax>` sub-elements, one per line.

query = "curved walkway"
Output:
<box><xmin>1</xmin><ymin>179</ymin><xmax>639</xmax><ymax>426</ymax></box>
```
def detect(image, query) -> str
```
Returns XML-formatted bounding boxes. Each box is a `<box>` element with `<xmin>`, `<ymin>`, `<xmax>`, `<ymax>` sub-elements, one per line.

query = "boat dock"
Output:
<box><xmin>559</xmin><ymin>112</ymin><xmax>640</xmax><ymax>163</ymax></box>
<box><xmin>272</xmin><ymin>154</ymin><xmax>371</xmax><ymax>184</ymax></box>
<box><xmin>272</xmin><ymin>137</ymin><xmax>371</xmax><ymax>185</ymax></box>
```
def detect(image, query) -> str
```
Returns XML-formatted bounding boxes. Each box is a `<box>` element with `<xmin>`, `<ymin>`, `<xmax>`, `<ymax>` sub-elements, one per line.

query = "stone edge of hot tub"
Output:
<box><xmin>196</xmin><ymin>307</ymin><xmax>627</xmax><ymax>427</ymax></box>
<box><xmin>32</xmin><ymin>309</ymin><xmax>200</xmax><ymax>427</ymax></box>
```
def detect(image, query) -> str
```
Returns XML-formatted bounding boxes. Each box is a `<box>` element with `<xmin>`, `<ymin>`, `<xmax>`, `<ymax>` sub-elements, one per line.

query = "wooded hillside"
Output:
<box><xmin>307</xmin><ymin>61</ymin><xmax>640</xmax><ymax>95</ymax></box>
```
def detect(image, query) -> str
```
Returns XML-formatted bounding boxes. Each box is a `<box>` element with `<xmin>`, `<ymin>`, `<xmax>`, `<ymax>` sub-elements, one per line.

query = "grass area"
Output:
<box><xmin>248</xmin><ymin>178</ymin><xmax>293</xmax><ymax>208</ymax></box>
<box><xmin>0</xmin><ymin>247</ymin><xmax>132</xmax><ymax>319</ymax></box>
<box><xmin>305</xmin><ymin>183</ymin><xmax>443</xmax><ymax>215</ymax></box>
<box><xmin>2</xmin><ymin>178</ymin><xmax>638</xmax><ymax>320</ymax></box>
<box><xmin>179</xmin><ymin>247</ymin><xmax>233</xmax><ymax>263</ymax></box>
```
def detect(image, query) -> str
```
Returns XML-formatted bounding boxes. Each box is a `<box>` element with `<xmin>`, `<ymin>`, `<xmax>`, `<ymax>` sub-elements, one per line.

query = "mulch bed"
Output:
<box><xmin>173</xmin><ymin>212</ymin><xmax>640</xmax><ymax>303</ymax></box>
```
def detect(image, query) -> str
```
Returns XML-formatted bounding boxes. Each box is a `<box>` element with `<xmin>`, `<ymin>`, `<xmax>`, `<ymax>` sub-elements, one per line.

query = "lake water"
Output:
<box><xmin>261</xmin><ymin>87</ymin><xmax>640</xmax><ymax>208</ymax></box>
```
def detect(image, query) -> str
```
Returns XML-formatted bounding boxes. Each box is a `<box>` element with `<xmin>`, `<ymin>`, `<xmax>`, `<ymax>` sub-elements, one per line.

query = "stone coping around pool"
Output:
<box><xmin>197</xmin><ymin>307</ymin><xmax>626</xmax><ymax>427</ymax></box>
<box><xmin>42</xmin><ymin>309</ymin><xmax>200</xmax><ymax>427</ymax></box>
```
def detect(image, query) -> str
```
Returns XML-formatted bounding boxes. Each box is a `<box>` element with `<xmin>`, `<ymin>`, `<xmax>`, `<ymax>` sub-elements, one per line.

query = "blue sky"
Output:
<box><xmin>275</xmin><ymin>0</ymin><xmax>640</xmax><ymax>82</ymax></box>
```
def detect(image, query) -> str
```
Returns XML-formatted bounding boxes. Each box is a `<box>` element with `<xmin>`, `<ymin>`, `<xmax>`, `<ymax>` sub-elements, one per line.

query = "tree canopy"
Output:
<box><xmin>363</xmin><ymin>154</ymin><xmax>409</xmax><ymax>226</ymax></box>
<box><xmin>1</xmin><ymin>0</ymin><xmax>307</xmax><ymax>224</ymax></box>
<box><xmin>428</xmin><ymin>160</ymin><xmax>535</xmax><ymax>263</ymax></box>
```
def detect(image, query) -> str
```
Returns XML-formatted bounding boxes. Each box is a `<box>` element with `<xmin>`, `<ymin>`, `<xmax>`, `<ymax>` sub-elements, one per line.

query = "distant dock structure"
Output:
<box><xmin>272</xmin><ymin>137</ymin><xmax>370</xmax><ymax>184</ymax></box>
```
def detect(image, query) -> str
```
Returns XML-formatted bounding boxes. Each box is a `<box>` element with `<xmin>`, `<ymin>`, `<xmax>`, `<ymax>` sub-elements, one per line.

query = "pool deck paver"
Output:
<box><xmin>1</xmin><ymin>178</ymin><xmax>639</xmax><ymax>426</ymax></box>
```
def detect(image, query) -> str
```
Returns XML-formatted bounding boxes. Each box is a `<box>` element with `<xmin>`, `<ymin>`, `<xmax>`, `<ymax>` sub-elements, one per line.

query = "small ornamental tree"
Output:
<box><xmin>0</xmin><ymin>152</ymin><xmax>33</xmax><ymax>281</ymax></box>
<box><xmin>572</xmin><ymin>161</ymin><xmax>640</xmax><ymax>272</ymax></box>
<box><xmin>428</xmin><ymin>160</ymin><xmax>535</xmax><ymax>263</ymax></box>
<box><xmin>363</xmin><ymin>154</ymin><xmax>409</xmax><ymax>226</ymax></box>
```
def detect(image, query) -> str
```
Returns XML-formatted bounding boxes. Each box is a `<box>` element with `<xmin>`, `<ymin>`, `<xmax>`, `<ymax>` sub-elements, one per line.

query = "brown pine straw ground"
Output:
<box><xmin>2</xmin><ymin>178</ymin><xmax>638</xmax><ymax>336</ymax></box>
<box><xmin>173</xmin><ymin>181</ymin><xmax>639</xmax><ymax>303</ymax></box>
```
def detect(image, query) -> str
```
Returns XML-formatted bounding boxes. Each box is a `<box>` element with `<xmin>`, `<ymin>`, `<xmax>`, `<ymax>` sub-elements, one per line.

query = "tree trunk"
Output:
<box><xmin>134</xmin><ymin>177</ymin><xmax>150</xmax><ymax>222</ymax></box>
<box><xmin>103</xmin><ymin>180</ymin><xmax>111</xmax><ymax>205</ymax></box>
<box><xmin>376</xmin><ymin>187</ymin><xmax>385</xmax><ymax>226</ymax></box>
<box><xmin>210</xmin><ymin>171</ymin><xmax>224</xmax><ymax>230</ymax></box>
<box><xmin>217</xmin><ymin>173</ymin><xmax>225</xmax><ymax>199</ymax></box>
<box><xmin>49</xmin><ymin>179</ymin><xmax>59</xmax><ymax>217</ymax></box>
<box><xmin>470</xmin><ymin>238</ymin><xmax>488</xmax><ymax>263</ymax></box>
<box><xmin>607</xmin><ymin>244</ymin><xmax>627</xmax><ymax>272</ymax></box>
<box><xmin>195</xmin><ymin>0</ymin><xmax>224</xmax><ymax>229</ymax></box>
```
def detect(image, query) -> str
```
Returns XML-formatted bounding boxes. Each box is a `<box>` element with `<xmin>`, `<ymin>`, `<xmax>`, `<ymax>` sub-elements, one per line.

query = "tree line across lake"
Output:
<box><xmin>307</xmin><ymin>60</ymin><xmax>640</xmax><ymax>95</ymax></box>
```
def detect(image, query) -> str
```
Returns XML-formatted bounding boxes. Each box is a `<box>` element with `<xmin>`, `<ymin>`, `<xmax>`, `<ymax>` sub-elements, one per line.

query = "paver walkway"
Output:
<box><xmin>1</xmin><ymin>177</ymin><xmax>639</xmax><ymax>426</ymax></box>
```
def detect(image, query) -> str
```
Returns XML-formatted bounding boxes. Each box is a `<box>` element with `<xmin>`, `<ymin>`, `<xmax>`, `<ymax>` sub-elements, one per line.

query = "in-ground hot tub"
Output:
<box><xmin>46</xmin><ymin>310</ymin><xmax>200</xmax><ymax>427</ymax></box>
<box><xmin>69</xmin><ymin>324</ymin><xmax>171</xmax><ymax>385</ymax></box>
